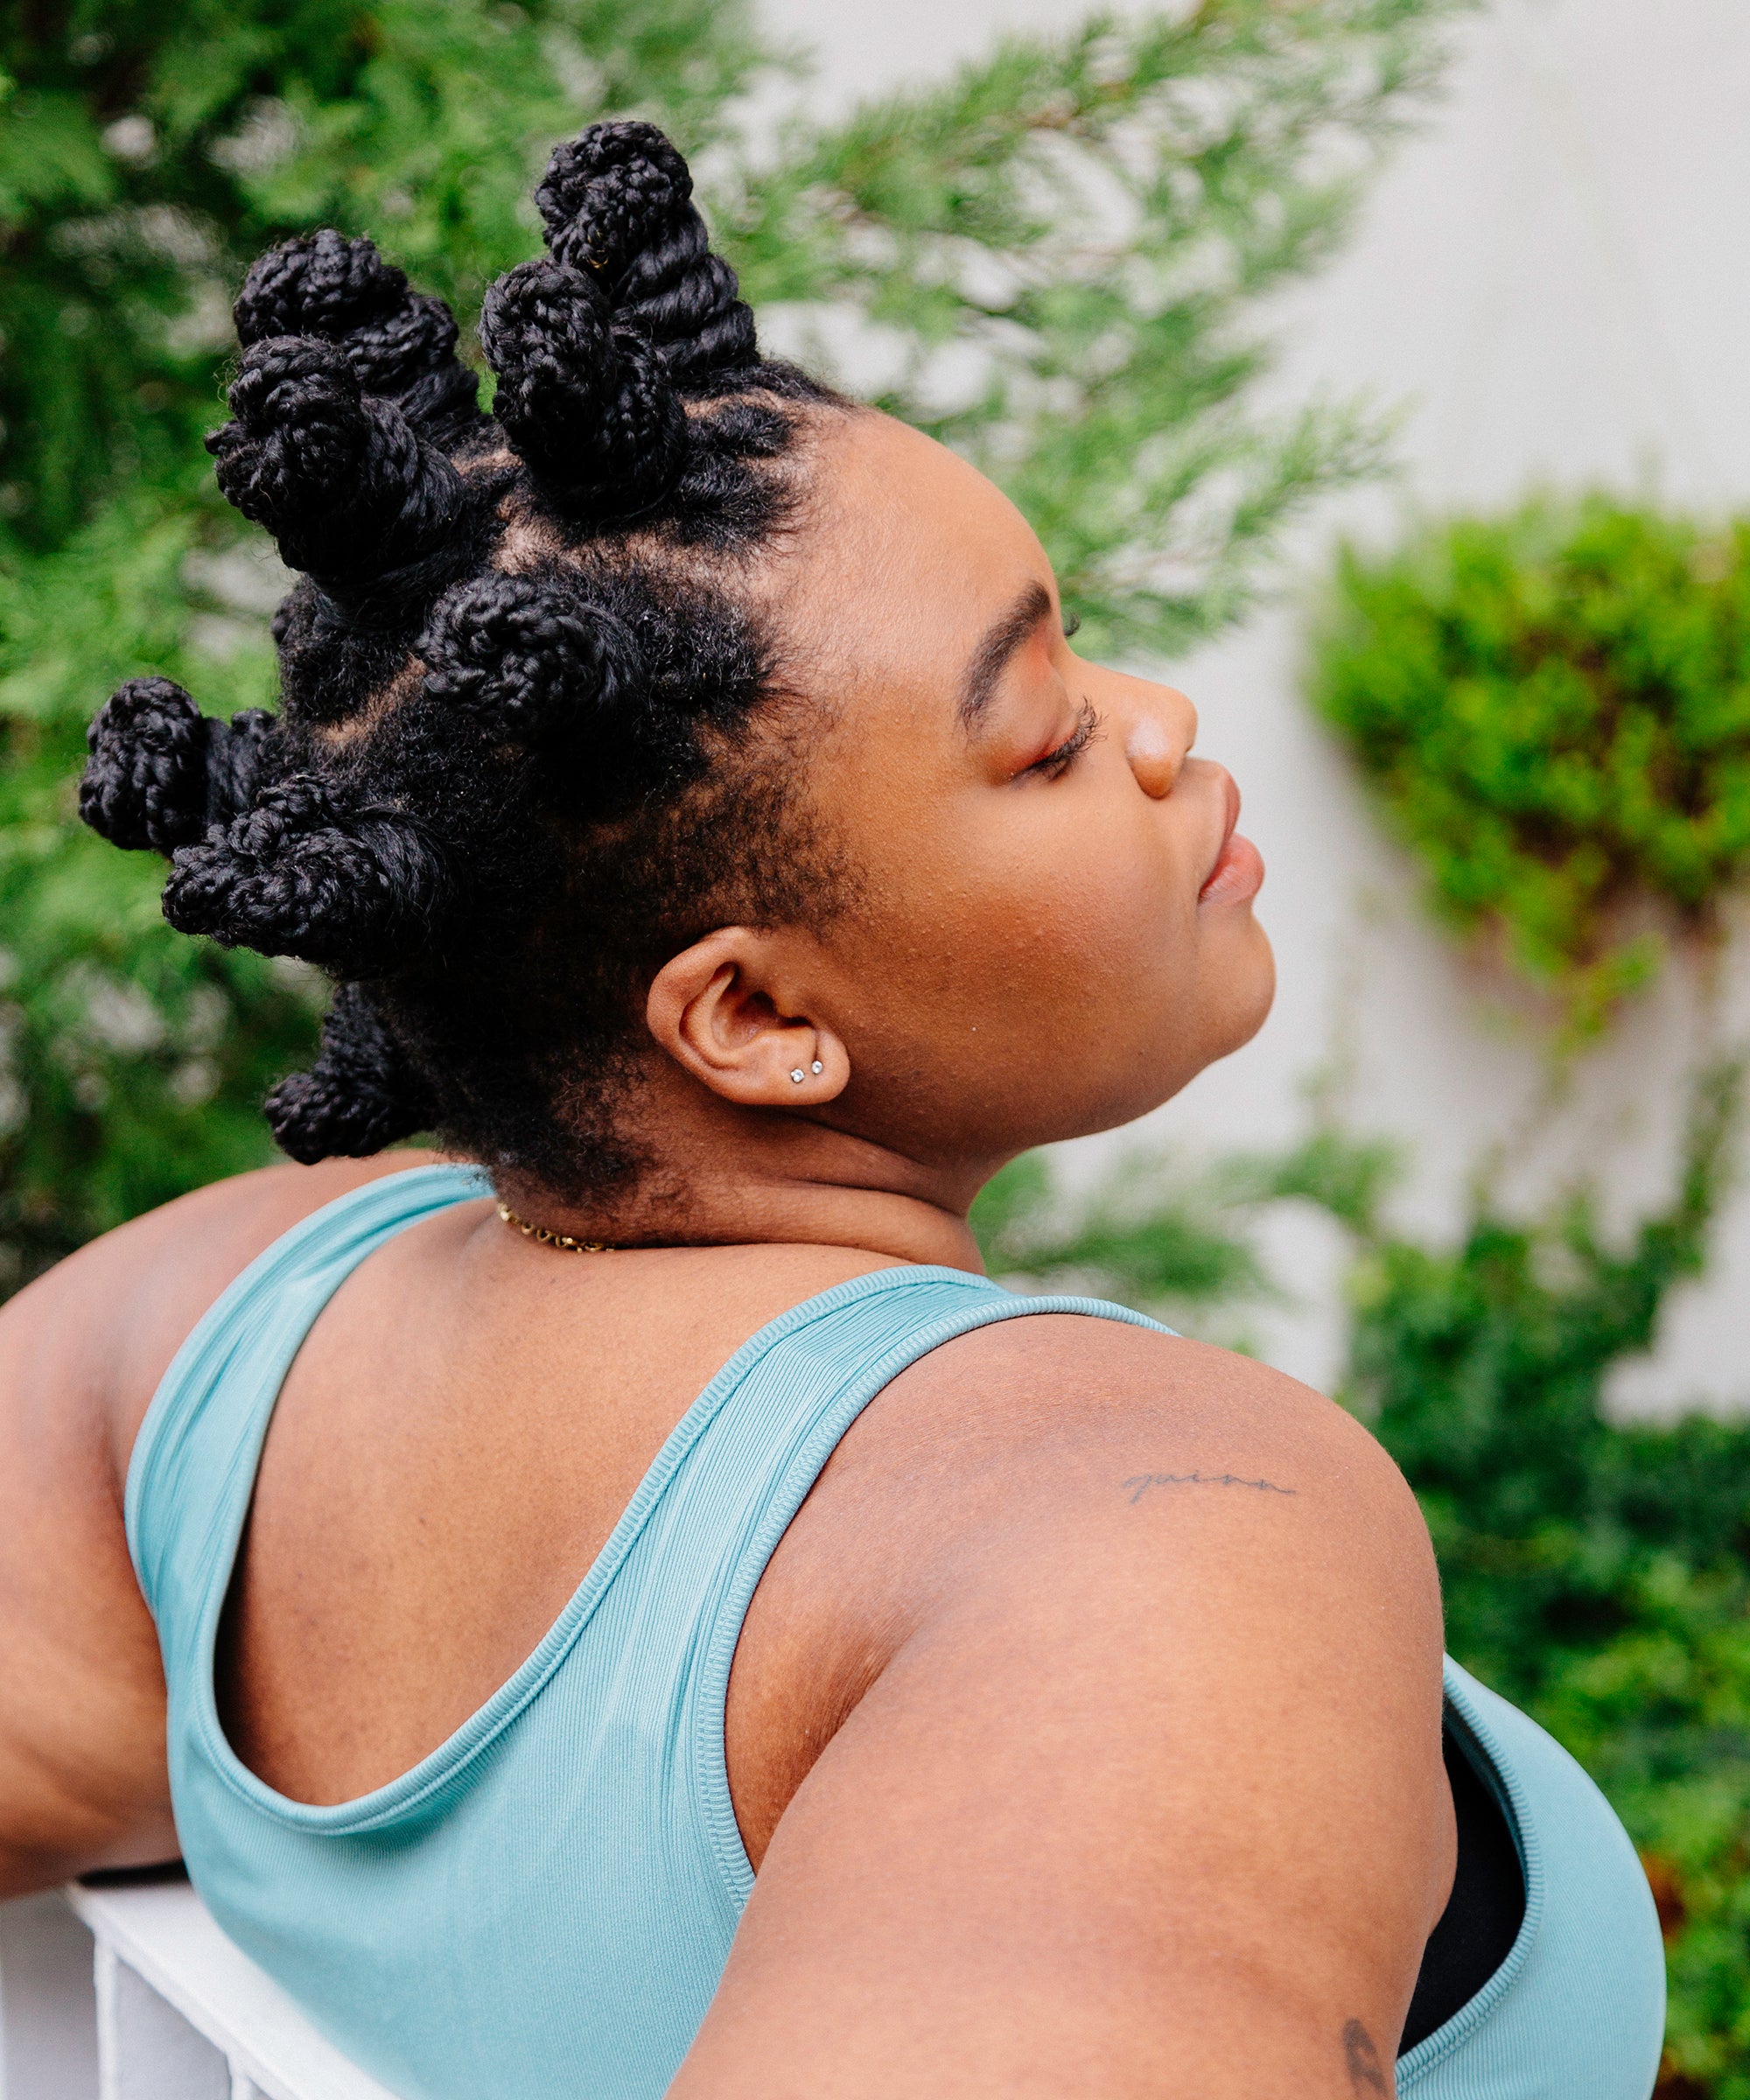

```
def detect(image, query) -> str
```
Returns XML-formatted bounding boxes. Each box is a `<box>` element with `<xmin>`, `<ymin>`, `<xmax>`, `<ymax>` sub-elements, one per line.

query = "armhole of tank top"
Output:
<box><xmin>685</xmin><ymin>1284</ymin><xmax>1171</xmax><ymax>1909</ymax></box>
<box><xmin>1396</xmin><ymin>1662</ymin><xmax>1549</xmax><ymax>2090</ymax></box>
<box><xmin>123</xmin><ymin>1162</ymin><xmax>494</xmax><ymax>1619</ymax></box>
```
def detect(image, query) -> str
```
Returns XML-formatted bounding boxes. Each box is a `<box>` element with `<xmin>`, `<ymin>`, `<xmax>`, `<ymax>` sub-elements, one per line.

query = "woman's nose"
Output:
<box><xmin>1124</xmin><ymin>690</ymin><xmax>1195</xmax><ymax>799</ymax></box>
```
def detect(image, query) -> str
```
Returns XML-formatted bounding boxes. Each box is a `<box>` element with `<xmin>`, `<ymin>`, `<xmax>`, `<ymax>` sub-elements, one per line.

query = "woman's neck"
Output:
<box><xmin>494</xmin><ymin>1076</ymin><xmax>992</xmax><ymax>1271</ymax></box>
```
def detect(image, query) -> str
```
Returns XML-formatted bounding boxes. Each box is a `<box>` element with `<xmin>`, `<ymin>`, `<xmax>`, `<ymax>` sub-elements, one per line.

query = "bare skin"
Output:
<box><xmin>0</xmin><ymin>410</ymin><xmax>1452</xmax><ymax>2096</ymax></box>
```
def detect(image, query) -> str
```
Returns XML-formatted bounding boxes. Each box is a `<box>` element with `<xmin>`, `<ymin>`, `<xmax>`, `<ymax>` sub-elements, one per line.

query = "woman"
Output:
<box><xmin>0</xmin><ymin>122</ymin><xmax>1661</xmax><ymax>2099</ymax></box>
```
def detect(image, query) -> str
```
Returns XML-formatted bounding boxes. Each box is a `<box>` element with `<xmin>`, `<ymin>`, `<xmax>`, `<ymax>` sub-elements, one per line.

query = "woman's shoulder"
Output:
<box><xmin>842</xmin><ymin>1305</ymin><xmax>1419</xmax><ymax>1547</ymax></box>
<box><xmin>0</xmin><ymin>1155</ymin><xmax>448</xmax><ymax>1894</ymax></box>
<box><xmin>3</xmin><ymin>1152</ymin><xmax>448</xmax><ymax>1474</ymax></box>
<box><xmin>737</xmin><ymin>1303</ymin><xmax>1442</xmax><ymax>1840</ymax></box>
<box><xmin>719</xmin><ymin>1304</ymin><xmax>1452</xmax><ymax>2076</ymax></box>
<box><xmin>869</xmin><ymin>1310</ymin><xmax>1432</xmax><ymax>1647</ymax></box>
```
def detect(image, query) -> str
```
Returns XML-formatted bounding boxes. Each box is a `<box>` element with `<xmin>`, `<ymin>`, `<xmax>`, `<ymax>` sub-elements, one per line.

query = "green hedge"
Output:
<box><xmin>1311</xmin><ymin>500</ymin><xmax>1750</xmax><ymax>1032</ymax></box>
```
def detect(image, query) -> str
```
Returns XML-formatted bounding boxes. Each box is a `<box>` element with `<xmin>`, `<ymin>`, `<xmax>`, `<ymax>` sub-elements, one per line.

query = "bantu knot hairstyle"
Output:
<box><xmin>234</xmin><ymin>228</ymin><xmax>480</xmax><ymax>439</ymax></box>
<box><xmin>79</xmin><ymin>118</ymin><xmax>846</xmax><ymax>1186</ymax></box>
<box><xmin>161</xmin><ymin>775</ymin><xmax>445</xmax><ymax>974</ymax></box>
<box><xmin>206</xmin><ymin>339</ymin><xmax>474</xmax><ymax>603</ymax></box>
<box><xmin>418</xmin><ymin>571</ymin><xmax>644</xmax><ymax>746</ymax></box>
<box><xmin>480</xmin><ymin>260</ymin><xmax>685</xmax><ymax>518</ymax></box>
<box><xmin>534</xmin><ymin>121</ymin><xmax>757</xmax><ymax>384</ymax></box>
<box><xmin>265</xmin><ymin>984</ymin><xmax>438</xmax><ymax>1165</ymax></box>
<box><xmin>80</xmin><ymin>678</ymin><xmax>276</xmax><ymax>855</ymax></box>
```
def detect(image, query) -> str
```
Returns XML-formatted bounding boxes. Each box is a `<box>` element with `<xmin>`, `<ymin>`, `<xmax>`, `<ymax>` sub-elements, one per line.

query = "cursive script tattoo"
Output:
<box><xmin>1342</xmin><ymin>2020</ymin><xmax>1389</xmax><ymax>2096</ymax></box>
<box><xmin>1123</xmin><ymin>1470</ymin><xmax>1296</xmax><ymax>1505</ymax></box>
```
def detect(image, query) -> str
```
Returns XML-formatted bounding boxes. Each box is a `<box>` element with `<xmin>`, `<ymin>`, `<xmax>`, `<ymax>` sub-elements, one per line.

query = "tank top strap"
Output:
<box><xmin>616</xmin><ymin>1264</ymin><xmax>1169</xmax><ymax>1905</ymax></box>
<box><xmin>126</xmin><ymin>1164</ymin><xmax>493</xmax><ymax>1674</ymax></box>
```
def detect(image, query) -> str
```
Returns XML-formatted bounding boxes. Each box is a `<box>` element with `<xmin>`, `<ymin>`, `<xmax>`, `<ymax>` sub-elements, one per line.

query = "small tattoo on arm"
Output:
<box><xmin>1122</xmin><ymin>1470</ymin><xmax>1296</xmax><ymax>1504</ymax></box>
<box><xmin>1343</xmin><ymin>2019</ymin><xmax>1389</xmax><ymax>2096</ymax></box>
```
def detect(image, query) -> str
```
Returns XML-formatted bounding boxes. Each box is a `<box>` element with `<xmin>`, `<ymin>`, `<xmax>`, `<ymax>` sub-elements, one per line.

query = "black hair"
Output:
<box><xmin>80</xmin><ymin>121</ymin><xmax>849</xmax><ymax>1198</ymax></box>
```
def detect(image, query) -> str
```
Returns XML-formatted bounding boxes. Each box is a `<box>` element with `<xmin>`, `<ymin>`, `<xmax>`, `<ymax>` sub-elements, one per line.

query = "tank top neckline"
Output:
<box><xmin>157</xmin><ymin>1164</ymin><xmax>1007</xmax><ymax>1838</ymax></box>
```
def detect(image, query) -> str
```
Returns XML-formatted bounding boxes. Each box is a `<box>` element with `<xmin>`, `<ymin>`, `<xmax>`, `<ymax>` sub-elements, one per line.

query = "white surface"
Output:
<box><xmin>66</xmin><ymin>1886</ymin><xmax>397</xmax><ymax>2100</ymax></box>
<box><xmin>96</xmin><ymin>1942</ymin><xmax>230</xmax><ymax>2100</ymax></box>
<box><xmin>0</xmin><ymin>1887</ymin><xmax>395</xmax><ymax>2100</ymax></box>
<box><xmin>0</xmin><ymin>1893</ymin><xmax>98</xmax><ymax>2100</ymax></box>
<box><xmin>760</xmin><ymin>0</ymin><xmax>1750</xmax><ymax>1407</ymax></box>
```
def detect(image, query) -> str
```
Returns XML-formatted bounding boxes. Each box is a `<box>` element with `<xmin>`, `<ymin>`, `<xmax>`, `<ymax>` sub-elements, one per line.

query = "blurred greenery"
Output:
<box><xmin>0</xmin><ymin>0</ymin><xmax>1464</xmax><ymax>1278</ymax></box>
<box><xmin>975</xmin><ymin>1068</ymin><xmax>1750</xmax><ymax>2095</ymax></box>
<box><xmin>1311</xmin><ymin>499</ymin><xmax>1750</xmax><ymax>1035</ymax></box>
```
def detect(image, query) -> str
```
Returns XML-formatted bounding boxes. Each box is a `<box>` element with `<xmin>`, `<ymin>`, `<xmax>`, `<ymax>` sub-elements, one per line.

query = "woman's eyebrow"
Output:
<box><xmin>957</xmin><ymin>581</ymin><xmax>1055</xmax><ymax>729</ymax></box>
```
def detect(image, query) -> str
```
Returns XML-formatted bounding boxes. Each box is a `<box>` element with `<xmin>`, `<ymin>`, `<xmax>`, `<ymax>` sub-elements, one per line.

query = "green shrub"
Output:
<box><xmin>1311</xmin><ymin>500</ymin><xmax>1750</xmax><ymax>1032</ymax></box>
<box><xmin>1347</xmin><ymin>1069</ymin><xmax>1750</xmax><ymax>2097</ymax></box>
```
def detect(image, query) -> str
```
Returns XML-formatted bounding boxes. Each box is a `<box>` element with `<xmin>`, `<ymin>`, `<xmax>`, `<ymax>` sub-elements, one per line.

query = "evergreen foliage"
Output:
<box><xmin>974</xmin><ymin>1074</ymin><xmax>1750</xmax><ymax>2095</ymax></box>
<box><xmin>0</xmin><ymin>0</ymin><xmax>1463</xmax><ymax>1276</ymax></box>
<box><xmin>1311</xmin><ymin>500</ymin><xmax>1750</xmax><ymax>1033</ymax></box>
<box><xmin>730</xmin><ymin>0</ymin><xmax>1456</xmax><ymax>655</ymax></box>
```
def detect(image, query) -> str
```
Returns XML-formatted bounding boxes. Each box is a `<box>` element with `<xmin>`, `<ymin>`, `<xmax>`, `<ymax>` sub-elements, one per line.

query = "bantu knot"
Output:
<box><xmin>80</xmin><ymin>677</ymin><xmax>277</xmax><ymax>855</ymax></box>
<box><xmin>206</xmin><ymin>337</ymin><xmax>472</xmax><ymax>601</ymax></box>
<box><xmin>265</xmin><ymin>982</ymin><xmax>438</xmax><ymax>1165</ymax></box>
<box><xmin>234</xmin><ymin>229</ymin><xmax>480</xmax><ymax>437</ymax></box>
<box><xmin>161</xmin><ymin>774</ymin><xmax>446</xmax><ymax>973</ymax></box>
<box><xmin>533</xmin><ymin>121</ymin><xmax>758</xmax><ymax>386</ymax></box>
<box><xmin>419</xmin><ymin>570</ymin><xmax>643</xmax><ymax>744</ymax></box>
<box><xmin>479</xmin><ymin>259</ymin><xmax>685</xmax><ymax>515</ymax></box>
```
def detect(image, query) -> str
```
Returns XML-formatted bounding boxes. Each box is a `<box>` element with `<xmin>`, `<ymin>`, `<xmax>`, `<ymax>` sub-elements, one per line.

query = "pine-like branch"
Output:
<box><xmin>724</xmin><ymin>0</ymin><xmax>1471</xmax><ymax>654</ymax></box>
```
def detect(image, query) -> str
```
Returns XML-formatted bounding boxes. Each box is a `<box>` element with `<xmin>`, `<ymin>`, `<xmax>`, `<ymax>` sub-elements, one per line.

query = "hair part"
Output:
<box><xmin>80</xmin><ymin>120</ymin><xmax>854</xmax><ymax>1200</ymax></box>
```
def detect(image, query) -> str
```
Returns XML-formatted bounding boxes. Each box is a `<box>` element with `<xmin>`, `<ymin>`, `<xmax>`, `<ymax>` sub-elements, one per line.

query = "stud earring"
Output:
<box><xmin>789</xmin><ymin>1068</ymin><xmax>806</xmax><ymax>1084</ymax></box>
<box><xmin>811</xmin><ymin>1060</ymin><xmax>823</xmax><ymax>1074</ymax></box>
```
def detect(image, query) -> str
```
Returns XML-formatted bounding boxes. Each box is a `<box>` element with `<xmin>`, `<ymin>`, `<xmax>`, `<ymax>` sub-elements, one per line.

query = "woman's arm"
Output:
<box><xmin>682</xmin><ymin>1320</ymin><xmax>1453</xmax><ymax>2099</ymax></box>
<box><xmin>0</xmin><ymin>1154</ymin><xmax>435</xmax><ymax>1897</ymax></box>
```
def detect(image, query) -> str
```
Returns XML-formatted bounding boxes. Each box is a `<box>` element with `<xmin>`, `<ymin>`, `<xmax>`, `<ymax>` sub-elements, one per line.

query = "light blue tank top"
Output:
<box><xmin>128</xmin><ymin>1166</ymin><xmax>1664</xmax><ymax>2100</ymax></box>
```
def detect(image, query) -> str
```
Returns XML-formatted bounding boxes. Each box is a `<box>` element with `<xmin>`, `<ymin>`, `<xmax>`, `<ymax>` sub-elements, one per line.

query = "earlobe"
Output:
<box><xmin>645</xmin><ymin>928</ymin><xmax>849</xmax><ymax>1110</ymax></box>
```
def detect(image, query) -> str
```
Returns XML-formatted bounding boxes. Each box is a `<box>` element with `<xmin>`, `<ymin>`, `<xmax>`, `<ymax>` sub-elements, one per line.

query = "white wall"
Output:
<box><xmin>759</xmin><ymin>0</ymin><xmax>1750</xmax><ymax>1409</ymax></box>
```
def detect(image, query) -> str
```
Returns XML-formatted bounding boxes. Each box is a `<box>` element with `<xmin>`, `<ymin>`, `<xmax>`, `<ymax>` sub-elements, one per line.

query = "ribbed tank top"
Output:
<box><xmin>129</xmin><ymin>1166</ymin><xmax>1664</xmax><ymax>2100</ymax></box>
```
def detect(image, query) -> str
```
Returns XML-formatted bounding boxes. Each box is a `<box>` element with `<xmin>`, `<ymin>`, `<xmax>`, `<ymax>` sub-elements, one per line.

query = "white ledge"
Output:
<box><xmin>0</xmin><ymin>1882</ymin><xmax>400</xmax><ymax>2100</ymax></box>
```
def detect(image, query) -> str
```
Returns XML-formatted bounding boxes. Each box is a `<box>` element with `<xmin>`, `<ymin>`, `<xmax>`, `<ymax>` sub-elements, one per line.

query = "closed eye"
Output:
<box><xmin>1026</xmin><ymin>700</ymin><xmax>1101</xmax><ymax>779</ymax></box>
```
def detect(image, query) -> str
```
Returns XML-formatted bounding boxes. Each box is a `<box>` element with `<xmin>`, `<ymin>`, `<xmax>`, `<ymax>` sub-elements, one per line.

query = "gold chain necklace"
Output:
<box><xmin>496</xmin><ymin>1200</ymin><xmax>615</xmax><ymax>1254</ymax></box>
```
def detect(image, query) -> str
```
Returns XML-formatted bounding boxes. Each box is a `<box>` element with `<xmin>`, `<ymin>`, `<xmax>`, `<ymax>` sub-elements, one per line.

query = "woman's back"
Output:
<box><xmin>215</xmin><ymin>1169</ymin><xmax>895</xmax><ymax>1811</ymax></box>
<box><xmin>135</xmin><ymin>1165</ymin><xmax>1177</xmax><ymax>2096</ymax></box>
<box><xmin>2</xmin><ymin>1158</ymin><xmax>1647</xmax><ymax>2100</ymax></box>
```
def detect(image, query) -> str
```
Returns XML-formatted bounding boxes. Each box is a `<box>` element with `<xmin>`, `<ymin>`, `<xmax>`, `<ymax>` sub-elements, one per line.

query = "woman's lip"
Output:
<box><xmin>1198</xmin><ymin>830</ymin><xmax>1265</xmax><ymax>906</ymax></box>
<box><xmin>1197</xmin><ymin>771</ymin><xmax>1242</xmax><ymax>892</ymax></box>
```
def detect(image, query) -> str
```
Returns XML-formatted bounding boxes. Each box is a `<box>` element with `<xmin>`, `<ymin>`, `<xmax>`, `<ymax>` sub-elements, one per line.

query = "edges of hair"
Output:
<box><xmin>80</xmin><ymin>677</ymin><xmax>278</xmax><ymax>855</ymax></box>
<box><xmin>161</xmin><ymin>774</ymin><xmax>446</xmax><ymax>973</ymax></box>
<box><xmin>479</xmin><ymin>258</ymin><xmax>686</xmax><ymax>519</ymax></box>
<box><xmin>234</xmin><ymin>228</ymin><xmax>481</xmax><ymax>438</ymax></box>
<box><xmin>265</xmin><ymin>982</ymin><xmax>438</xmax><ymax>1163</ymax></box>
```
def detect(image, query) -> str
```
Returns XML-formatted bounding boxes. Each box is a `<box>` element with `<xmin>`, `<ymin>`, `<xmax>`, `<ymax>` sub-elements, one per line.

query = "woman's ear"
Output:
<box><xmin>645</xmin><ymin>928</ymin><xmax>849</xmax><ymax>1108</ymax></box>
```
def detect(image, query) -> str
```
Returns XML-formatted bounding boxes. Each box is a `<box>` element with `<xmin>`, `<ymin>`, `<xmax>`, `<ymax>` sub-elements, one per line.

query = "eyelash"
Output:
<box><xmin>1028</xmin><ymin>700</ymin><xmax>1101</xmax><ymax>779</ymax></box>
<box><xmin>1062</xmin><ymin>610</ymin><xmax>1082</xmax><ymax>638</ymax></box>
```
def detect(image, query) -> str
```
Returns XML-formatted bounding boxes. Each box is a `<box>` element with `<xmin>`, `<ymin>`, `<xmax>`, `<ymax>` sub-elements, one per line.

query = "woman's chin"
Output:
<box><xmin>1238</xmin><ymin>925</ymin><xmax>1278</xmax><ymax>1038</ymax></box>
<box><xmin>1203</xmin><ymin>919</ymin><xmax>1277</xmax><ymax>1062</ymax></box>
